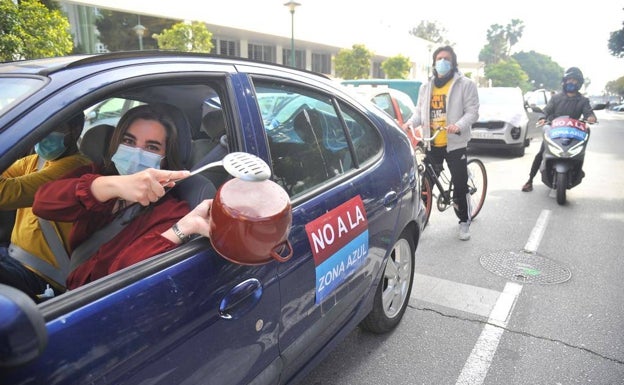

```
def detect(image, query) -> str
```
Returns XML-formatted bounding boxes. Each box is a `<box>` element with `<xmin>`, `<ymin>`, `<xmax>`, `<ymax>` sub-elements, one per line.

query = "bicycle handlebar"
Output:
<box><xmin>418</xmin><ymin>126</ymin><xmax>461</xmax><ymax>143</ymax></box>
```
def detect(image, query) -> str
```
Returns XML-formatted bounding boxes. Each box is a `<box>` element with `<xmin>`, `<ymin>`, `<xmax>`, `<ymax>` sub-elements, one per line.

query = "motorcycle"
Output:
<box><xmin>539</xmin><ymin>116</ymin><xmax>591</xmax><ymax>205</ymax></box>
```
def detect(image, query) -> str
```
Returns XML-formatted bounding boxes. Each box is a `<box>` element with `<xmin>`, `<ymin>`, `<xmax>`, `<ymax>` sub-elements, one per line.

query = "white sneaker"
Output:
<box><xmin>458</xmin><ymin>222</ymin><xmax>471</xmax><ymax>241</ymax></box>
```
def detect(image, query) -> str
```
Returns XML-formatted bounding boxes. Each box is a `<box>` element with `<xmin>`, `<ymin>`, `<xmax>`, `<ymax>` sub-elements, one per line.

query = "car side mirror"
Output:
<box><xmin>0</xmin><ymin>284</ymin><xmax>48</xmax><ymax>368</ymax></box>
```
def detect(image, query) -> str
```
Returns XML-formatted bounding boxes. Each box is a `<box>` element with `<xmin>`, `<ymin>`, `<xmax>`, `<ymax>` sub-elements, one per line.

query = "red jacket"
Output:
<box><xmin>33</xmin><ymin>164</ymin><xmax>190</xmax><ymax>289</ymax></box>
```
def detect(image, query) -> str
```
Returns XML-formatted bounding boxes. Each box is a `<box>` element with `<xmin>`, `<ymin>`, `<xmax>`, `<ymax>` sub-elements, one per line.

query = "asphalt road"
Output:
<box><xmin>299</xmin><ymin>110</ymin><xmax>624</xmax><ymax>385</ymax></box>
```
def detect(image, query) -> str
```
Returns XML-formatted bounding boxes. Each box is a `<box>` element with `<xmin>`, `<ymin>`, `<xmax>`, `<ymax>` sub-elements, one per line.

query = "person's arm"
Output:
<box><xmin>403</xmin><ymin>84</ymin><xmax>427</xmax><ymax>130</ymax></box>
<box><xmin>449</xmin><ymin>79</ymin><xmax>479</xmax><ymax>134</ymax></box>
<box><xmin>161</xmin><ymin>199</ymin><xmax>213</xmax><ymax>245</ymax></box>
<box><xmin>0</xmin><ymin>155</ymin><xmax>90</xmax><ymax>209</ymax></box>
<box><xmin>581</xmin><ymin>97</ymin><xmax>597</xmax><ymax>123</ymax></box>
<box><xmin>90</xmin><ymin>168</ymin><xmax>190</xmax><ymax>207</ymax></box>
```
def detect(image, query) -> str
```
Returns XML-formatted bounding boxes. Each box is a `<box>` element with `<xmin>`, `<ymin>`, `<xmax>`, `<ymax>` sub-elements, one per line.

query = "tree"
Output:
<box><xmin>96</xmin><ymin>10</ymin><xmax>175</xmax><ymax>52</ymax></box>
<box><xmin>0</xmin><ymin>0</ymin><xmax>73</xmax><ymax>61</ymax></box>
<box><xmin>605</xmin><ymin>76</ymin><xmax>624</xmax><ymax>97</ymax></box>
<box><xmin>479</xmin><ymin>19</ymin><xmax>525</xmax><ymax>65</ymax></box>
<box><xmin>484</xmin><ymin>59</ymin><xmax>529</xmax><ymax>90</ymax></box>
<box><xmin>512</xmin><ymin>51</ymin><xmax>563</xmax><ymax>90</ymax></box>
<box><xmin>409</xmin><ymin>21</ymin><xmax>451</xmax><ymax>45</ymax></box>
<box><xmin>334</xmin><ymin>44</ymin><xmax>373</xmax><ymax>80</ymax></box>
<box><xmin>608</xmin><ymin>10</ymin><xmax>624</xmax><ymax>58</ymax></box>
<box><xmin>152</xmin><ymin>21</ymin><xmax>213</xmax><ymax>52</ymax></box>
<box><xmin>381</xmin><ymin>55</ymin><xmax>411</xmax><ymax>79</ymax></box>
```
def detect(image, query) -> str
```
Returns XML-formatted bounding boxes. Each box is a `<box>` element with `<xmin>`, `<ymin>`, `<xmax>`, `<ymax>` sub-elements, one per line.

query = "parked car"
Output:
<box><xmin>82</xmin><ymin>97</ymin><xmax>143</xmax><ymax>133</ymax></box>
<box><xmin>349</xmin><ymin>86</ymin><xmax>415</xmax><ymax>126</ymax></box>
<box><xmin>344</xmin><ymin>85</ymin><xmax>420</xmax><ymax>149</ymax></box>
<box><xmin>341</xmin><ymin>79</ymin><xmax>422</xmax><ymax>105</ymax></box>
<box><xmin>470</xmin><ymin>87</ymin><xmax>530</xmax><ymax>157</ymax></box>
<box><xmin>611</xmin><ymin>103</ymin><xmax>624</xmax><ymax>112</ymax></box>
<box><xmin>0</xmin><ymin>52</ymin><xmax>424</xmax><ymax>385</ymax></box>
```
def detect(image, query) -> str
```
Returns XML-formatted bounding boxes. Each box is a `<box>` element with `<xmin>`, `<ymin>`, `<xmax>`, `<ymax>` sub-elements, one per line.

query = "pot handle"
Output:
<box><xmin>270</xmin><ymin>240</ymin><xmax>293</xmax><ymax>263</ymax></box>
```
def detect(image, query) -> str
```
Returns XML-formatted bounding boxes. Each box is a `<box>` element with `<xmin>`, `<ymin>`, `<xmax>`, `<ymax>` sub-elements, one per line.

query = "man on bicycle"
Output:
<box><xmin>403</xmin><ymin>45</ymin><xmax>479</xmax><ymax>241</ymax></box>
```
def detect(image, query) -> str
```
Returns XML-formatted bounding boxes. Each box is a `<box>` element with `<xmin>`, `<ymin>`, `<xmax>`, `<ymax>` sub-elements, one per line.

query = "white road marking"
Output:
<box><xmin>524</xmin><ymin>209</ymin><xmax>551</xmax><ymax>253</ymax></box>
<box><xmin>411</xmin><ymin>274</ymin><xmax>500</xmax><ymax>318</ymax></box>
<box><xmin>411</xmin><ymin>211</ymin><xmax>552</xmax><ymax>385</ymax></box>
<box><xmin>455</xmin><ymin>282</ymin><xmax>523</xmax><ymax>385</ymax></box>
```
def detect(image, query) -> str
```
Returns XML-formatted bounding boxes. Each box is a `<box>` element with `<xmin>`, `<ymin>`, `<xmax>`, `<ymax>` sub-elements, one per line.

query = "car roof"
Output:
<box><xmin>0</xmin><ymin>51</ymin><xmax>333</xmax><ymax>80</ymax></box>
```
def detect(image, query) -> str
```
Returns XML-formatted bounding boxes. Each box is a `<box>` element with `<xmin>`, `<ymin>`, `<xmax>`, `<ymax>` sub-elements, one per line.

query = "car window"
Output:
<box><xmin>371</xmin><ymin>93</ymin><xmax>395</xmax><ymax>119</ymax></box>
<box><xmin>393</xmin><ymin>91</ymin><xmax>415</xmax><ymax>121</ymax></box>
<box><xmin>83</xmin><ymin>98</ymin><xmax>144</xmax><ymax>133</ymax></box>
<box><xmin>255</xmin><ymin>82</ymin><xmax>382</xmax><ymax>198</ymax></box>
<box><xmin>0</xmin><ymin>77</ymin><xmax>44</xmax><ymax>116</ymax></box>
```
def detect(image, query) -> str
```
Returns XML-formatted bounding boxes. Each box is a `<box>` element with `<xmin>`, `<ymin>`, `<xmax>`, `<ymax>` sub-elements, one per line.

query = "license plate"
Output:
<box><xmin>471</xmin><ymin>130</ymin><xmax>493</xmax><ymax>139</ymax></box>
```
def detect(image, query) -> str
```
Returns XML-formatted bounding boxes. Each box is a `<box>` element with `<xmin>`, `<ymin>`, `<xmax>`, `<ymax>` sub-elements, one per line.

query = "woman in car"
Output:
<box><xmin>33</xmin><ymin>105</ymin><xmax>213</xmax><ymax>290</ymax></box>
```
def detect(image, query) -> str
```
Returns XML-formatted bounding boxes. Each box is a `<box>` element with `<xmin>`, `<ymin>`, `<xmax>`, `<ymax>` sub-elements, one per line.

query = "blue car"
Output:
<box><xmin>0</xmin><ymin>52</ymin><xmax>424</xmax><ymax>385</ymax></box>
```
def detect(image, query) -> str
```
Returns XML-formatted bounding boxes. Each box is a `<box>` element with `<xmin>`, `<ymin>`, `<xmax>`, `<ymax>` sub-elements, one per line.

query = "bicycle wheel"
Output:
<box><xmin>465</xmin><ymin>158</ymin><xmax>487</xmax><ymax>219</ymax></box>
<box><xmin>420</xmin><ymin>173</ymin><xmax>433</xmax><ymax>227</ymax></box>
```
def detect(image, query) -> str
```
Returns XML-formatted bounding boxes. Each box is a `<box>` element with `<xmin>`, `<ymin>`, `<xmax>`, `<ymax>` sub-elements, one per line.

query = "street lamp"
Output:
<box><xmin>284</xmin><ymin>1</ymin><xmax>301</xmax><ymax>67</ymax></box>
<box><xmin>133</xmin><ymin>15</ymin><xmax>146</xmax><ymax>51</ymax></box>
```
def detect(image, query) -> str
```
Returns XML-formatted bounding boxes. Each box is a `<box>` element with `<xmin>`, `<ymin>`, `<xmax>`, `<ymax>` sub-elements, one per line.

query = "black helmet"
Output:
<box><xmin>562</xmin><ymin>67</ymin><xmax>584</xmax><ymax>87</ymax></box>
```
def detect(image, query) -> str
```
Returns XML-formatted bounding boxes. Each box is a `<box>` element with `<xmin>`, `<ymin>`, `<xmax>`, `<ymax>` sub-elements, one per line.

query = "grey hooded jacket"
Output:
<box><xmin>406</xmin><ymin>72</ymin><xmax>479</xmax><ymax>152</ymax></box>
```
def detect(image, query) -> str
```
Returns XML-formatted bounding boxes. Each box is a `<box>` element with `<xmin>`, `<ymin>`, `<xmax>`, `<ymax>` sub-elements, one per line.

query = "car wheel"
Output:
<box><xmin>360</xmin><ymin>231</ymin><xmax>415</xmax><ymax>334</ymax></box>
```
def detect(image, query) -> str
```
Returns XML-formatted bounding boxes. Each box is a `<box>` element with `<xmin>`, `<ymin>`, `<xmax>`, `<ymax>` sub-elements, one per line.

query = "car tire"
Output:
<box><xmin>360</xmin><ymin>231</ymin><xmax>415</xmax><ymax>334</ymax></box>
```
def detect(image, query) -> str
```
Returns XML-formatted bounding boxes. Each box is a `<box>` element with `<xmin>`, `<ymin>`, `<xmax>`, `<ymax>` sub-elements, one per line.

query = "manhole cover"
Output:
<box><xmin>480</xmin><ymin>250</ymin><xmax>571</xmax><ymax>284</ymax></box>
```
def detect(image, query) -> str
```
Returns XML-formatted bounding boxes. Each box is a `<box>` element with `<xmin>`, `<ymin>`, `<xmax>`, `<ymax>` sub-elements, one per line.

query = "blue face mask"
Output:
<box><xmin>35</xmin><ymin>132</ymin><xmax>67</xmax><ymax>161</ymax></box>
<box><xmin>435</xmin><ymin>59</ymin><xmax>452</xmax><ymax>77</ymax></box>
<box><xmin>111</xmin><ymin>144</ymin><xmax>164</xmax><ymax>175</ymax></box>
<box><xmin>564</xmin><ymin>82</ymin><xmax>579</xmax><ymax>93</ymax></box>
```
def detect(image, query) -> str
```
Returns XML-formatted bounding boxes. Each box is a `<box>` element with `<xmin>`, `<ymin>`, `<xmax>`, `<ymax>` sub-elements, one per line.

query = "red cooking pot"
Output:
<box><xmin>209</xmin><ymin>178</ymin><xmax>293</xmax><ymax>265</ymax></box>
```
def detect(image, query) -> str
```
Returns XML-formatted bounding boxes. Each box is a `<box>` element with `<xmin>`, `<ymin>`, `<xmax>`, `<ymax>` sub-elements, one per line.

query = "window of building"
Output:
<box><xmin>249</xmin><ymin>43</ymin><xmax>276</xmax><ymax>63</ymax></box>
<box><xmin>216</xmin><ymin>39</ymin><xmax>239</xmax><ymax>57</ymax></box>
<box><xmin>311</xmin><ymin>53</ymin><xmax>331</xmax><ymax>74</ymax></box>
<box><xmin>282</xmin><ymin>49</ymin><xmax>305</xmax><ymax>68</ymax></box>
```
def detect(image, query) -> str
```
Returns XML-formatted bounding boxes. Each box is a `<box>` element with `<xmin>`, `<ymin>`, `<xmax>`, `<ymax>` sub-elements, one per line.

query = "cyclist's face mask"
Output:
<box><xmin>35</xmin><ymin>131</ymin><xmax>67</xmax><ymax>161</ymax></box>
<box><xmin>111</xmin><ymin>144</ymin><xmax>164</xmax><ymax>175</ymax></box>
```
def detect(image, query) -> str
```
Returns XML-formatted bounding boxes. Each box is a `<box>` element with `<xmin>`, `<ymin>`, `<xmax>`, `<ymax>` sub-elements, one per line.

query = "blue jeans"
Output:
<box><xmin>0</xmin><ymin>247</ymin><xmax>55</xmax><ymax>302</ymax></box>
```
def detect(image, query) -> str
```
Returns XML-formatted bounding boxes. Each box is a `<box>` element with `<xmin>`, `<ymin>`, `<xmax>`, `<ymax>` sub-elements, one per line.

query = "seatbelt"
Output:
<box><xmin>6</xmin><ymin>157</ymin><xmax>72</xmax><ymax>288</ymax></box>
<box><xmin>68</xmin><ymin>203</ymin><xmax>143</xmax><ymax>271</ymax></box>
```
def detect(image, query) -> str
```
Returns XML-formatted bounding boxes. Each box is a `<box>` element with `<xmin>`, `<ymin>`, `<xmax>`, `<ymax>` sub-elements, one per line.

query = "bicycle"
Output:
<box><xmin>413</xmin><ymin>127</ymin><xmax>488</xmax><ymax>227</ymax></box>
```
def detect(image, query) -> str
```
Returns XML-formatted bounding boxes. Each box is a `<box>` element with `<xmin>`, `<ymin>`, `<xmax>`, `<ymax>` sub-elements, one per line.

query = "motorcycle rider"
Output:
<box><xmin>521</xmin><ymin>67</ymin><xmax>597</xmax><ymax>192</ymax></box>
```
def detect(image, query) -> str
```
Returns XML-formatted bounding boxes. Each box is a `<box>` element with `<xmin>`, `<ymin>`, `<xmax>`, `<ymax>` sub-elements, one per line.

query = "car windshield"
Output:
<box><xmin>0</xmin><ymin>77</ymin><xmax>44</xmax><ymax>116</ymax></box>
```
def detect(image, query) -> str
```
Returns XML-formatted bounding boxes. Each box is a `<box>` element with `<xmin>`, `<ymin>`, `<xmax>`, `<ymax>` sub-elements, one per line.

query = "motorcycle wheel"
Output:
<box><xmin>556</xmin><ymin>172</ymin><xmax>567</xmax><ymax>205</ymax></box>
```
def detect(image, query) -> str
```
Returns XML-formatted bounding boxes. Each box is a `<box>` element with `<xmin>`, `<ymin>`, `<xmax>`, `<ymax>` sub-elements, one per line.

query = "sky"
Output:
<box><xmin>69</xmin><ymin>0</ymin><xmax>624</xmax><ymax>94</ymax></box>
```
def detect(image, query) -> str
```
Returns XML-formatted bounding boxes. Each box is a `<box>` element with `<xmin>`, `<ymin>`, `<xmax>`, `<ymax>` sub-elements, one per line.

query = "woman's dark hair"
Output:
<box><xmin>431</xmin><ymin>45</ymin><xmax>458</xmax><ymax>73</ymax></box>
<box><xmin>104</xmin><ymin>104</ymin><xmax>182</xmax><ymax>172</ymax></box>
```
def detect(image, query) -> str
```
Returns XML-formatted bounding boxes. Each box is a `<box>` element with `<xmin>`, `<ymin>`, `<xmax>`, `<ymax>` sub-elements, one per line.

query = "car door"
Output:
<box><xmin>1</xmin><ymin>63</ymin><xmax>283</xmax><ymax>385</ymax></box>
<box><xmin>242</xmin><ymin>75</ymin><xmax>405</xmax><ymax>383</ymax></box>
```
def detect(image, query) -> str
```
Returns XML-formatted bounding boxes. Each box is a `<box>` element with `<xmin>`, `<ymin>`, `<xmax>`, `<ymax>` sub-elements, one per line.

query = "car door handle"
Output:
<box><xmin>219</xmin><ymin>278</ymin><xmax>263</xmax><ymax>320</ymax></box>
<box><xmin>383</xmin><ymin>191</ymin><xmax>398</xmax><ymax>209</ymax></box>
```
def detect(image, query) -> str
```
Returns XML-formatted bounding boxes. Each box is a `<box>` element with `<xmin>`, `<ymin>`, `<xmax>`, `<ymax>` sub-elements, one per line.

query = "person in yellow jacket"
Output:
<box><xmin>0</xmin><ymin>113</ymin><xmax>91</xmax><ymax>301</ymax></box>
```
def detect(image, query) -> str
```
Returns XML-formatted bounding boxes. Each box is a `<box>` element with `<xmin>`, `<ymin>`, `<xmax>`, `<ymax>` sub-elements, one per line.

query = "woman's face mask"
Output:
<box><xmin>435</xmin><ymin>58</ymin><xmax>452</xmax><ymax>77</ymax></box>
<box><xmin>35</xmin><ymin>132</ymin><xmax>67</xmax><ymax>161</ymax></box>
<box><xmin>111</xmin><ymin>144</ymin><xmax>164</xmax><ymax>175</ymax></box>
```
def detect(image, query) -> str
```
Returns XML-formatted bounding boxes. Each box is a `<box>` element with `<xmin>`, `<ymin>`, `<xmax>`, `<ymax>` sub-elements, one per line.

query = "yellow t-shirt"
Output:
<box><xmin>1</xmin><ymin>153</ymin><xmax>92</xmax><ymax>278</ymax></box>
<box><xmin>430</xmin><ymin>81</ymin><xmax>452</xmax><ymax>147</ymax></box>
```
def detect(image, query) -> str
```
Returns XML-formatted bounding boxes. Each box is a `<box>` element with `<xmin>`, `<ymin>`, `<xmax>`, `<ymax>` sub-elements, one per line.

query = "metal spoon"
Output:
<box><xmin>187</xmin><ymin>152</ymin><xmax>271</xmax><ymax>182</ymax></box>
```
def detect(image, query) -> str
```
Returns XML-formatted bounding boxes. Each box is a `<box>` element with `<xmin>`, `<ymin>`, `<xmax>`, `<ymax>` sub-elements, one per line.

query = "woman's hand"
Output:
<box><xmin>162</xmin><ymin>199</ymin><xmax>213</xmax><ymax>244</ymax></box>
<box><xmin>91</xmin><ymin>168</ymin><xmax>190</xmax><ymax>206</ymax></box>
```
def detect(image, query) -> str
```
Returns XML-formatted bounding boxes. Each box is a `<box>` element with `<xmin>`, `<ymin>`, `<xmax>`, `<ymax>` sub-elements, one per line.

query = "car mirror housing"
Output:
<box><xmin>0</xmin><ymin>284</ymin><xmax>48</xmax><ymax>368</ymax></box>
